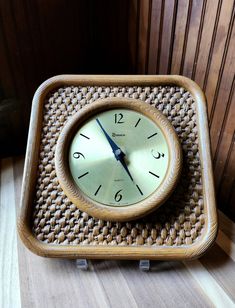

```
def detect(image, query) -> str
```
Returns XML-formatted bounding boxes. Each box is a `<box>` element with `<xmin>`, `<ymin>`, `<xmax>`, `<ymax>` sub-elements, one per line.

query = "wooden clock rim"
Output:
<box><xmin>55</xmin><ymin>97</ymin><xmax>183</xmax><ymax>221</ymax></box>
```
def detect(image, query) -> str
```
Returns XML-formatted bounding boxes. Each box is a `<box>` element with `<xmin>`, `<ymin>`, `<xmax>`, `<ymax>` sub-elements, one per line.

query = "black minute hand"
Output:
<box><xmin>96</xmin><ymin>118</ymin><xmax>134</xmax><ymax>182</ymax></box>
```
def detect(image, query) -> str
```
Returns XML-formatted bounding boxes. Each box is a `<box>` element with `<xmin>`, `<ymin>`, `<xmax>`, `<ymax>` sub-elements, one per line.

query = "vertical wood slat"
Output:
<box><xmin>170</xmin><ymin>0</ymin><xmax>190</xmax><ymax>75</ymax></box>
<box><xmin>128</xmin><ymin>0</ymin><xmax>139</xmax><ymax>73</ymax></box>
<box><xmin>137</xmin><ymin>0</ymin><xmax>151</xmax><ymax>74</ymax></box>
<box><xmin>182</xmin><ymin>0</ymin><xmax>204</xmax><ymax>79</ymax></box>
<box><xmin>213</xmin><ymin>80</ymin><xmax>235</xmax><ymax>190</ymax></box>
<box><xmin>205</xmin><ymin>0</ymin><xmax>235</xmax><ymax>118</ymax></box>
<box><xmin>229</xmin><ymin>181</ymin><xmax>235</xmax><ymax>218</ymax></box>
<box><xmin>158</xmin><ymin>0</ymin><xmax>177</xmax><ymax>74</ymax></box>
<box><xmin>148</xmin><ymin>0</ymin><xmax>163</xmax><ymax>74</ymax></box>
<box><xmin>193</xmin><ymin>0</ymin><xmax>221</xmax><ymax>88</ymax></box>
<box><xmin>219</xmin><ymin>135</ymin><xmax>235</xmax><ymax>208</ymax></box>
<box><xmin>210</xmin><ymin>22</ymin><xmax>235</xmax><ymax>158</ymax></box>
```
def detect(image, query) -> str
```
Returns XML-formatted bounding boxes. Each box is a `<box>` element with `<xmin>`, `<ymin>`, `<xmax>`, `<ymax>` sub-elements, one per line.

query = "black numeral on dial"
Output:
<box><xmin>114</xmin><ymin>113</ymin><xmax>124</xmax><ymax>124</ymax></box>
<box><xmin>114</xmin><ymin>189</ymin><xmax>123</xmax><ymax>202</ymax></box>
<box><xmin>151</xmin><ymin>150</ymin><xmax>164</xmax><ymax>159</ymax></box>
<box><xmin>73</xmin><ymin>152</ymin><xmax>85</xmax><ymax>159</ymax></box>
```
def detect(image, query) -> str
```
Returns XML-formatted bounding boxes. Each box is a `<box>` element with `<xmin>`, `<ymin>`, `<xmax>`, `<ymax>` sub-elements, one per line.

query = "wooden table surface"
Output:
<box><xmin>1</xmin><ymin>157</ymin><xmax>235</xmax><ymax>308</ymax></box>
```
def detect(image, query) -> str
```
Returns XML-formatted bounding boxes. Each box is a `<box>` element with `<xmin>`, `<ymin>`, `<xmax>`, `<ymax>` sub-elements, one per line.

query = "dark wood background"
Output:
<box><xmin>0</xmin><ymin>0</ymin><xmax>234</xmax><ymax>219</ymax></box>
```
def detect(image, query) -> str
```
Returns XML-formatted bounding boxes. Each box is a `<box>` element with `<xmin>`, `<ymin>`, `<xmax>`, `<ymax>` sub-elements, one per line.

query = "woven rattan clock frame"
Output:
<box><xmin>18</xmin><ymin>75</ymin><xmax>217</xmax><ymax>260</ymax></box>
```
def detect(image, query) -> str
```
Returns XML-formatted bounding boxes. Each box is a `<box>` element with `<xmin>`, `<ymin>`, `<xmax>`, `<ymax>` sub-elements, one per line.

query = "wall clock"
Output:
<box><xmin>55</xmin><ymin>97</ymin><xmax>182</xmax><ymax>221</ymax></box>
<box><xmin>18</xmin><ymin>75</ymin><xmax>217</xmax><ymax>260</ymax></box>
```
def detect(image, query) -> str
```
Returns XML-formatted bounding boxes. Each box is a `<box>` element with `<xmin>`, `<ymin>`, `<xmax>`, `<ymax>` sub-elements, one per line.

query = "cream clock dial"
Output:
<box><xmin>69</xmin><ymin>109</ymin><xmax>169</xmax><ymax>206</ymax></box>
<box><xmin>55</xmin><ymin>98</ymin><xmax>182</xmax><ymax>221</ymax></box>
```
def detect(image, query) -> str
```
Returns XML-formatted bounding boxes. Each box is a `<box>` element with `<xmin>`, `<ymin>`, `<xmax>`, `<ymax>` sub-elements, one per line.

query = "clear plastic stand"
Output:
<box><xmin>76</xmin><ymin>259</ymin><xmax>89</xmax><ymax>270</ymax></box>
<box><xmin>139</xmin><ymin>260</ymin><xmax>150</xmax><ymax>271</ymax></box>
<box><xmin>75</xmin><ymin>259</ymin><xmax>151</xmax><ymax>271</ymax></box>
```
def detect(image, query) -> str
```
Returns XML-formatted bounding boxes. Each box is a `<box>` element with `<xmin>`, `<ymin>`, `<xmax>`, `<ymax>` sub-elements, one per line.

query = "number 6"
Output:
<box><xmin>114</xmin><ymin>189</ymin><xmax>123</xmax><ymax>202</ymax></box>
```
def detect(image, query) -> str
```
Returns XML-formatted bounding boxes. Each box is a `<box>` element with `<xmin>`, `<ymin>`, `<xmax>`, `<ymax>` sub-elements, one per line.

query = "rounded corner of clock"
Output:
<box><xmin>185</xmin><ymin>221</ymin><xmax>218</xmax><ymax>260</ymax></box>
<box><xmin>17</xmin><ymin>218</ymin><xmax>49</xmax><ymax>258</ymax></box>
<box><xmin>31</xmin><ymin>74</ymin><xmax>73</xmax><ymax>110</ymax></box>
<box><xmin>35</xmin><ymin>74</ymin><xmax>62</xmax><ymax>94</ymax></box>
<box><xmin>174</xmin><ymin>75</ymin><xmax>208</xmax><ymax>110</ymax></box>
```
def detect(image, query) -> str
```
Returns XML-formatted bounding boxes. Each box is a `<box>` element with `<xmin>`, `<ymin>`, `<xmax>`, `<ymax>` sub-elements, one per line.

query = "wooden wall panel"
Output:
<box><xmin>134</xmin><ymin>0</ymin><xmax>235</xmax><ymax>220</ymax></box>
<box><xmin>0</xmin><ymin>0</ymin><xmax>131</xmax><ymax>157</ymax></box>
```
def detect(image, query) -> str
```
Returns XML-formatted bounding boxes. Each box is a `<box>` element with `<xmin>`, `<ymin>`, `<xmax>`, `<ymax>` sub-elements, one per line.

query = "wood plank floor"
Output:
<box><xmin>1</xmin><ymin>156</ymin><xmax>235</xmax><ymax>308</ymax></box>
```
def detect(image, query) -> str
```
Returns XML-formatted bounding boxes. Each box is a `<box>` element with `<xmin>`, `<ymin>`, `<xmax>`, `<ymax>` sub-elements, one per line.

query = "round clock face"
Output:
<box><xmin>55</xmin><ymin>98</ymin><xmax>182</xmax><ymax>221</ymax></box>
<box><xmin>69</xmin><ymin>109</ymin><xmax>169</xmax><ymax>207</ymax></box>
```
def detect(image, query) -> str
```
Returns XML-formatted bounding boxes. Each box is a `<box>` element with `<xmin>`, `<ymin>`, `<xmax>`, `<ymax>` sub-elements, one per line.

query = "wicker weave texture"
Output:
<box><xmin>33</xmin><ymin>85</ymin><xmax>204</xmax><ymax>247</ymax></box>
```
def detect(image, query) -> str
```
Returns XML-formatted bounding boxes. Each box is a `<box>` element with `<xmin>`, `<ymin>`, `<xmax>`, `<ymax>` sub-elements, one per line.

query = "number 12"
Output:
<box><xmin>114</xmin><ymin>113</ymin><xmax>124</xmax><ymax>124</ymax></box>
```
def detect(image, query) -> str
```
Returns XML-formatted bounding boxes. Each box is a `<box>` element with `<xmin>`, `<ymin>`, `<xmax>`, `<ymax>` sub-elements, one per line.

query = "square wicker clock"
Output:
<box><xmin>18</xmin><ymin>75</ymin><xmax>217</xmax><ymax>260</ymax></box>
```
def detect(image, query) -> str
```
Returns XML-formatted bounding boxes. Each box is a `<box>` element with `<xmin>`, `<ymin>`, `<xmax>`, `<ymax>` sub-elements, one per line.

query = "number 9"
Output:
<box><xmin>73</xmin><ymin>152</ymin><xmax>85</xmax><ymax>159</ymax></box>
